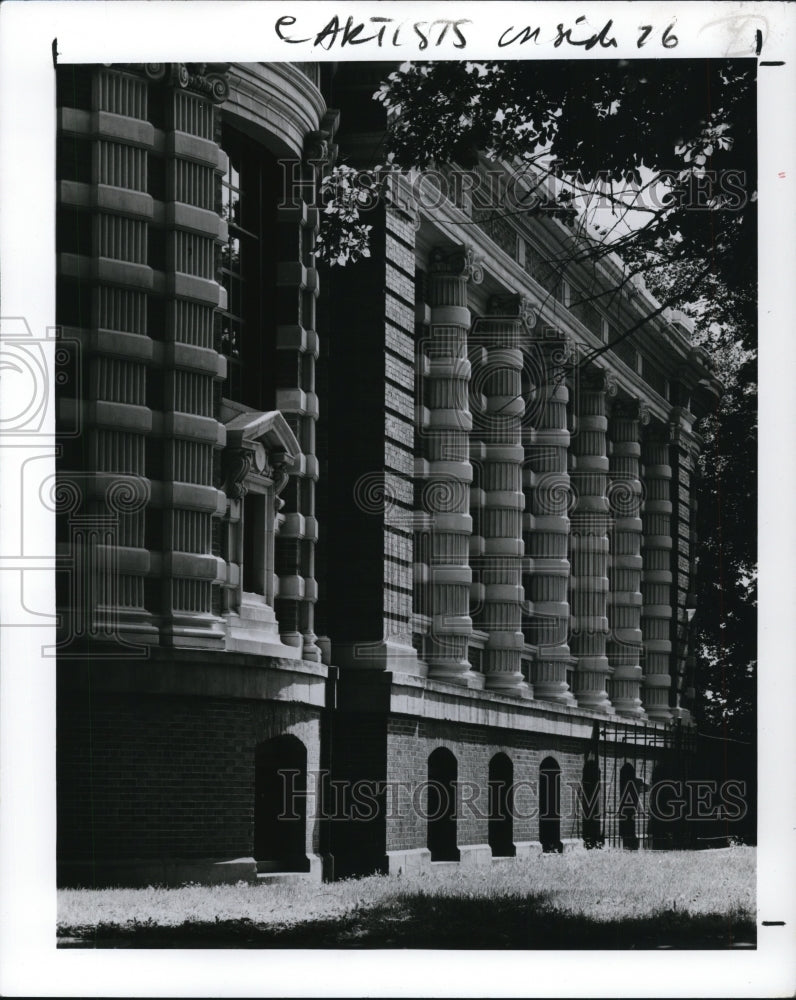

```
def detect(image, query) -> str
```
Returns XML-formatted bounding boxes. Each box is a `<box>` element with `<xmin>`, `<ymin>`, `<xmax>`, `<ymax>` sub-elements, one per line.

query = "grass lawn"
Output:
<box><xmin>57</xmin><ymin>846</ymin><xmax>755</xmax><ymax>949</ymax></box>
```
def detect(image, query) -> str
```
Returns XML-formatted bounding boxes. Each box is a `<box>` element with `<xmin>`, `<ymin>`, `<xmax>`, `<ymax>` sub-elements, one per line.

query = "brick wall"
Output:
<box><xmin>57</xmin><ymin>691</ymin><xmax>322</xmax><ymax>883</ymax></box>
<box><xmin>383</xmin><ymin>717</ymin><xmax>662</xmax><ymax>853</ymax></box>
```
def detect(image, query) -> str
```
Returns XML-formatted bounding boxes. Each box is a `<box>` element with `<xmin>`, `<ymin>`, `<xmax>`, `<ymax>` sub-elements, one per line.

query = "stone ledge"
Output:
<box><xmin>338</xmin><ymin>669</ymin><xmax>672</xmax><ymax>740</ymax></box>
<box><xmin>58</xmin><ymin>651</ymin><xmax>332</xmax><ymax>707</ymax></box>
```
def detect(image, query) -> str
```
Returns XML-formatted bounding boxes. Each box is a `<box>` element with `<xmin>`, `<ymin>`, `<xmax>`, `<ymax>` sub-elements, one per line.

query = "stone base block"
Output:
<box><xmin>561</xmin><ymin>837</ymin><xmax>586</xmax><ymax>854</ymax></box>
<box><xmin>458</xmin><ymin>843</ymin><xmax>493</xmax><ymax>868</ymax></box>
<box><xmin>386</xmin><ymin>847</ymin><xmax>432</xmax><ymax>876</ymax></box>
<box><xmin>256</xmin><ymin>854</ymin><xmax>323</xmax><ymax>884</ymax></box>
<box><xmin>513</xmin><ymin>840</ymin><xmax>544</xmax><ymax>861</ymax></box>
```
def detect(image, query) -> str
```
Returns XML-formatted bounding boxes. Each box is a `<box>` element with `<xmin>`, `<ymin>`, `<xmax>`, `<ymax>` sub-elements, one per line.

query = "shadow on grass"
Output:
<box><xmin>58</xmin><ymin>892</ymin><xmax>756</xmax><ymax>950</ymax></box>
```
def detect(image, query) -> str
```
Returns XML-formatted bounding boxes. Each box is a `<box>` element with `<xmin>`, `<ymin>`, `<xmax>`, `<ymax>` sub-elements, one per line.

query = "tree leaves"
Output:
<box><xmin>376</xmin><ymin>59</ymin><xmax>757</xmax><ymax>306</ymax></box>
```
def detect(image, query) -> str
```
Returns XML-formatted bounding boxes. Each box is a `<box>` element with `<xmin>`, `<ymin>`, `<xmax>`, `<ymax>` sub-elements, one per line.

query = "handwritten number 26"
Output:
<box><xmin>638</xmin><ymin>23</ymin><xmax>678</xmax><ymax>48</ymax></box>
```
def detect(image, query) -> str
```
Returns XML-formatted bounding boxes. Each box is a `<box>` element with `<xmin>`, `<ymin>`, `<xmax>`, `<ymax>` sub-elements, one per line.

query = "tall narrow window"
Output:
<box><xmin>488</xmin><ymin>753</ymin><xmax>515</xmax><ymax>858</ymax></box>
<box><xmin>539</xmin><ymin>756</ymin><xmax>562</xmax><ymax>852</ymax></box>
<box><xmin>242</xmin><ymin>492</ymin><xmax>266</xmax><ymax>596</ymax></box>
<box><xmin>218</xmin><ymin>128</ymin><xmax>278</xmax><ymax>409</ymax></box>
<box><xmin>427</xmin><ymin>747</ymin><xmax>459</xmax><ymax>862</ymax></box>
<box><xmin>219</xmin><ymin>141</ymin><xmax>248</xmax><ymax>402</ymax></box>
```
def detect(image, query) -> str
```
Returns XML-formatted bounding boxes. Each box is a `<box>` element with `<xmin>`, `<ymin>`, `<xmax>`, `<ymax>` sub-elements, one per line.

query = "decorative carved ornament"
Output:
<box><xmin>430</xmin><ymin>244</ymin><xmax>484</xmax><ymax>284</ymax></box>
<box><xmin>303</xmin><ymin>130</ymin><xmax>331</xmax><ymax>165</ymax></box>
<box><xmin>584</xmin><ymin>366</ymin><xmax>618</xmax><ymax>396</ymax></box>
<box><xmin>222</xmin><ymin>410</ymin><xmax>301</xmax><ymax>501</ymax></box>
<box><xmin>303</xmin><ymin>109</ymin><xmax>341</xmax><ymax>168</ymax></box>
<box><xmin>222</xmin><ymin>448</ymin><xmax>253</xmax><ymax>500</ymax></box>
<box><xmin>488</xmin><ymin>293</ymin><xmax>538</xmax><ymax>330</ymax></box>
<box><xmin>131</xmin><ymin>63</ymin><xmax>231</xmax><ymax>103</ymax></box>
<box><xmin>612</xmin><ymin>398</ymin><xmax>651</xmax><ymax>425</ymax></box>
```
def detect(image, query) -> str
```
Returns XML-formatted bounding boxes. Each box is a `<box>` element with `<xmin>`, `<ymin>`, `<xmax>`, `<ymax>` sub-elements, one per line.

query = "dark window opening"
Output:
<box><xmin>254</xmin><ymin>735</ymin><xmax>309</xmax><ymax>873</ymax></box>
<box><xmin>427</xmin><ymin>747</ymin><xmax>459</xmax><ymax>862</ymax></box>
<box><xmin>218</xmin><ymin>127</ymin><xmax>279</xmax><ymax>410</ymax></box>
<box><xmin>242</xmin><ymin>492</ymin><xmax>266</xmax><ymax>595</ymax></box>
<box><xmin>539</xmin><ymin>756</ymin><xmax>562</xmax><ymax>852</ymax></box>
<box><xmin>581</xmin><ymin>759</ymin><xmax>603</xmax><ymax>848</ymax></box>
<box><xmin>147</xmin><ymin>155</ymin><xmax>166</xmax><ymax>202</ymax></box>
<box><xmin>488</xmin><ymin>753</ymin><xmax>515</xmax><ymax>858</ymax></box>
<box><xmin>147</xmin><ymin>228</ymin><xmax>167</xmax><ymax>272</ymax></box>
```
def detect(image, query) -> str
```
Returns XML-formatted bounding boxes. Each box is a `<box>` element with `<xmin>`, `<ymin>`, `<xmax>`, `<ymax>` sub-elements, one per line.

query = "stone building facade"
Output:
<box><xmin>55</xmin><ymin>61</ymin><xmax>721</xmax><ymax>885</ymax></box>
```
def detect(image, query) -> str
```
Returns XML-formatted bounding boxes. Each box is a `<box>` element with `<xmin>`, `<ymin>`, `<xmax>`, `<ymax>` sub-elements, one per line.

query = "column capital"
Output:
<box><xmin>487</xmin><ymin>293</ymin><xmax>538</xmax><ymax>330</ymax></box>
<box><xmin>582</xmin><ymin>366</ymin><xmax>618</xmax><ymax>397</ymax></box>
<box><xmin>612</xmin><ymin>397</ymin><xmax>651</xmax><ymax>425</ymax></box>
<box><xmin>532</xmin><ymin>326</ymin><xmax>576</xmax><ymax>365</ymax></box>
<box><xmin>128</xmin><ymin>62</ymin><xmax>231</xmax><ymax>103</ymax></box>
<box><xmin>430</xmin><ymin>244</ymin><xmax>484</xmax><ymax>284</ymax></box>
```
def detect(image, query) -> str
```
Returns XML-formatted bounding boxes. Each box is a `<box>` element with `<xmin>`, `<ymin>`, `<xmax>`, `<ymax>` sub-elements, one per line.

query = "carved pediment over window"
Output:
<box><xmin>222</xmin><ymin>410</ymin><xmax>300</xmax><ymax>499</ymax></box>
<box><xmin>219</xmin><ymin>410</ymin><xmax>302</xmax><ymax>658</ymax></box>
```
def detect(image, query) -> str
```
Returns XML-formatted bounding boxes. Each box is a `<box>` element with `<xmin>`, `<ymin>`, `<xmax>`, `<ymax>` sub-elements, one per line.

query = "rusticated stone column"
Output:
<box><xmin>569</xmin><ymin>368</ymin><xmax>615</xmax><ymax>713</ymax></box>
<box><xmin>607</xmin><ymin>399</ymin><xmax>649</xmax><ymax>718</ymax></box>
<box><xmin>274</xmin><ymin>141</ymin><xmax>324</xmax><ymax>662</ymax></box>
<box><xmin>523</xmin><ymin>330</ymin><xmax>576</xmax><ymax>704</ymax></box>
<box><xmin>56</xmin><ymin>63</ymin><xmax>231</xmax><ymax>649</ymax></box>
<box><xmin>669</xmin><ymin>407</ymin><xmax>703</xmax><ymax>722</ymax></box>
<box><xmin>681</xmin><ymin>437</ymin><xmax>703</xmax><ymax>715</ymax></box>
<box><xmin>157</xmin><ymin>66</ymin><xmax>229</xmax><ymax>648</ymax></box>
<box><xmin>641</xmin><ymin>421</ymin><xmax>675</xmax><ymax>720</ymax></box>
<box><xmin>424</xmin><ymin>246</ymin><xmax>481</xmax><ymax>683</ymax></box>
<box><xmin>470</xmin><ymin>295</ymin><xmax>529</xmax><ymax>694</ymax></box>
<box><xmin>60</xmin><ymin>65</ymin><xmax>160</xmax><ymax>646</ymax></box>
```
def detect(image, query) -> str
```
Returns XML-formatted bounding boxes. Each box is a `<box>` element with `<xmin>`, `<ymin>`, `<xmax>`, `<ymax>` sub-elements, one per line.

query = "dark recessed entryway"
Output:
<box><xmin>254</xmin><ymin>734</ymin><xmax>310</xmax><ymax>873</ymax></box>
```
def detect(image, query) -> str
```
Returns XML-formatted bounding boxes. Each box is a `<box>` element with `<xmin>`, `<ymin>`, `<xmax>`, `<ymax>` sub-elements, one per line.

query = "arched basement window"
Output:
<box><xmin>427</xmin><ymin>747</ymin><xmax>459</xmax><ymax>862</ymax></box>
<box><xmin>539</xmin><ymin>756</ymin><xmax>562</xmax><ymax>852</ymax></box>
<box><xmin>254</xmin><ymin>734</ymin><xmax>310</xmax><ymax>873</ymax></box>
<box><xmin>488</xmin><ymin>753</ymin><xmax>516</xmax><ymax>858</ymax></box>
<box><xmin>581</xmin><ymin>759</ymin><xmax>602</xmax><ymax>848</ymax></box>
<box><xmin>619</xmin><ymin>762</ymin><xmax>640</xmax><ymax>850</ymax></box>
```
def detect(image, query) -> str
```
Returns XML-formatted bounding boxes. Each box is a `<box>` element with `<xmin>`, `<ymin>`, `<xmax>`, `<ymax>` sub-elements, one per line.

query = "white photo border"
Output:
<box><xmin>0</xmin><ymin>2</ymin><xmax>793</xmax><ymax>996</ymax></box>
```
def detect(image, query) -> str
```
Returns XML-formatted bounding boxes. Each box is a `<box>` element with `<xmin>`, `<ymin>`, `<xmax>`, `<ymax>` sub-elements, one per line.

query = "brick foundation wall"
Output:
<box><xmin>383</xmin><ymin>716</ymin><xmax>664</xmax><ymax>854</ymax></box>
<box><xmin>57</xmin><ymin>690</ymin><xmax>322</xmax><ymax>886</ymax></box>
